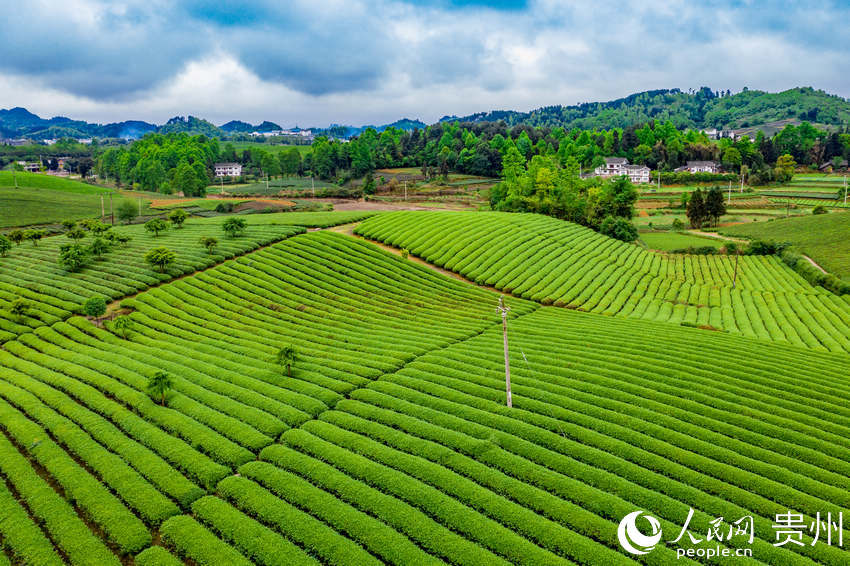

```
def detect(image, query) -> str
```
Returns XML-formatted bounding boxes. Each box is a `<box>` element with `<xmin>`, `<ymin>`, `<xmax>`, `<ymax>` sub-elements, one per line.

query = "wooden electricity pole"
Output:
<box><xmin>497</xmin><ymin>296</ymin><xmax>512</xmax><ymax>408</ymax></box>
<box><xmin>109</xmin><ymin>193</ymin><xmax>114</xmax><ymax>225</ymax></box>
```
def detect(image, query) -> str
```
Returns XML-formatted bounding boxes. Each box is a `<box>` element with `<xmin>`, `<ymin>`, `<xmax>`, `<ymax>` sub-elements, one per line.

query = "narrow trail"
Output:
<box><xmin>685</xmin><ymin>230</ymin><xmax>748</xmax><ymax>244</ymax></box>
<box><xmin>803</xmin><ymin>254</ymin><xmax>828</xmax><ymax>274</ymax></box>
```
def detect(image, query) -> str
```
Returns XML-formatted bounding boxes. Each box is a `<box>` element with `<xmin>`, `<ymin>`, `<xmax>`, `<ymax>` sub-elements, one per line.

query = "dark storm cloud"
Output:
<box><xmin>0</xmin><ymin>2</ymin><xmax>208</xmax><ymax>100</ymax></box>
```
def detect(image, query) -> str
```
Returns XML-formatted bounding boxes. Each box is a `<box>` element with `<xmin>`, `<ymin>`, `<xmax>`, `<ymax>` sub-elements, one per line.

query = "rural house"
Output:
<box><xmin>213</xmin><ymin>162</ymin><xmax>243</xmax><ymax>177</ymax></box>
<box><xmin>676</xmin><ymin>160</ymin><xmax>719</xmax><ymax>173</ymax></box>
<box><xmin>594</xmin><ymin>157</ymin><xmax>651</xmax><ymax>184</ymax></box>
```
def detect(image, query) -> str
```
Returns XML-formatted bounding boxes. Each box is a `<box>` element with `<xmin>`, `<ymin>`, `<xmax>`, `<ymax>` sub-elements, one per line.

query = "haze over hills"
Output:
<box><xmin>2</xmin><ymin>86</ymin><xmax>848</xmax><ymax>141</ymax></box>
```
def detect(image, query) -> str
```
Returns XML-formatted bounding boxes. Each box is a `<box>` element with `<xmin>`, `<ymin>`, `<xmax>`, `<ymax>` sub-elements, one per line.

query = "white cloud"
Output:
<box><xmin>0</xmin><ymin>0</ymin><xmax>847</xmax><ymax>127</ymax></box>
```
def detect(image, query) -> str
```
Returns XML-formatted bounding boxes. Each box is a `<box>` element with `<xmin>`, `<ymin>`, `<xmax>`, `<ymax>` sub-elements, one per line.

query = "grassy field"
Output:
<box><xmin>639</xmin><ymin>231</ymin><xmax>723</xmax><ymax>251</ymax></box>
<box><xmin>0</xmin><ymin>171</ymin><xmax>109</xmax><ymax>194</ymax></box>
<box><xmin>1</xmin><ymin>227</ymin><xmax>850</xmax><ymax>564</ymax></box>
<box><xmin>721</xmin><ymin>211</ymin><xmax>850</xmax><ymax>279</ymax></box>
<box><xmin>357</xmin><ymin>211</ymin><xmax>850</xmax><ymax>353</ymax></box>
<box><xmin>0</xmin><ymin>173</ymin><xmax>126</xmax><ymax>228</ymax></box>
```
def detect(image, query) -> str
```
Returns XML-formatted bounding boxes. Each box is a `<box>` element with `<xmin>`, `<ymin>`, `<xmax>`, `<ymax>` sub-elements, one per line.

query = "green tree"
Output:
<box><xmin>66</xmin><ymin>227</ymin><xmax>87</xmax><ymax>243</ymax></box>
<box><xmin>599</xmin><ymin>216</ymin><xmax>638</xmax><ymax>242</ymax></box>
<box><xmin>775</xmin><ymin>153</ymin><xmax>797</xmax><ymax>181</ymax></box>
<box><xmin>199</xmin><ymin>236</ymin><xmax>218</xmax><ymax>254</ymax></box>
<box><xmin>9</xmin><ymin>298</ymin><xmax>29</xmax><ymax>321</ymax></box>
<box><xmin>145</xmin><ymin>247</ymin><xmax>177</xmax><ymax>272</ymax></box>
<box><xmin>58</xmin><ymin>244</ymin><xmax>89</xmax><ymax>272</ymax></box>
<box><xmin>61</xmin><ymin>219</ymin><xmax>77</xmax><ymax>231</ymax></box>
<box><xmin>173</xmin><ymin>161</ymin><xmax>203</xmax><ymax>197</ymax></box>
<box><xmin>89</xmin><ymin>237</ymin><xmax>110</xmax><ymax>259</ymax></box>
<box><xmin>222</xmin><ymin>217</ymin><xmax>247</xmax><ymax>238</ymax></box>
<box><xmin>168</xmin><ymin>208</ymin><xmax>188</xmax><ymax>228</ymax></box>
<box><xmin>0</xmin><ymin>235</ymin><xmax>11</xmax><ymax>257</ymax></box>
<box><xmin>7</xmin><ymin>230</ymin><xmax>24</xmax><ymax>246</ymax></box>
<box><xmin>117</xmin><ymin>200</ymin><xmax>138</xmax><ymax>224</ymax></box>
<box><xmin>145</xmin><ymin>218</ymin><xmax>168</xmax><ymax>237</ymax></box>
<box><xmin>686</xmin><ymin>188</ymin><xmax>707</xmax><ymax>228</ymax></box>
<box><xmin>276</xmin><ymin>345</ymin><xmax>299</xmax><ymax>377</ymax></box>
<box><xmin>24</xmin><ymin>230</ymin><xmax>45</xmax><ymax>246</ymax></box>
<box><xmin>83</xmin><ymin>296</ymin><xmax>107</xmax><ymax>326</ymax></box>
<box><xmin>721</xmin><ymin>147</ymin><xmax>743</xmax><ymax>172</ymax></box>
<box><xmin>704</xmin><ymin>187</ymin><xmax>727</xmax><ymax>227</ymax></box>
<box><xmin>147</xmin><ymin>371</ymin><xmax>173</xmax><ymax>406</ymax></box>
<box><xmin>112</xmin><ymin>315</ymin><xmax>134</xmax><ymax>339</ymax></box>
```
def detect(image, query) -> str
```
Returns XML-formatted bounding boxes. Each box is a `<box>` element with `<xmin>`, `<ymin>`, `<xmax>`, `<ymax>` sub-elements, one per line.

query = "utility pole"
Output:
<box><xmin>220</xmin><ymin>176</ymin><xmax>224</xmax><ymax>195</ymax></box>
<box><xmin>265</xmin><ymin>173</ymin><xmax>269</xmax><ymax>192</ymax></box>
<box><xmin>844</xmin><ymin>175</ymin><xmax>847</xmax><ymax>206</ymax></box>
<box><xmin>109</xmin><ymin>193</ymin><xmax>114</xmax><ymax>225</ymax></box>
<box><xmin>138</xmin><ymin>197</ymin><xmax>142</xmax><ymax>217</ymax></box>
<box><xmin>101</xmin><ymin>194</ymin><xmax>105</xmax><ymax>218</ymax></box>
<box><xmin>404</xmin><ymin>180</ymin><xmax>408</xmax><ymax>201</ymax></box>
<box><xmin>497</xmin><ymin>296</ymin><xmax>513</xmax><ymax>408</ymax></box>
<box><xmin>740</xmin><ymin>171</ymin><xmax>744</xmax><ymax>193</ymax></box>
<box><xmin>728</xmin><ymin>179</ymin><xmax>732</xmax><ymax>204</ymax></box>
<box><xmin>311</xmin><ymin>176</ymin><xmax>315</xmax><ymax>197</ymax></box>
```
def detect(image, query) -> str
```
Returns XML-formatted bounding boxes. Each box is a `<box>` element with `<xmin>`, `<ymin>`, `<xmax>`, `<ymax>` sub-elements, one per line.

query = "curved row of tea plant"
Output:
<box><xmin>355</xmin><ymin>211</ymin><xmax>850</xmax><ymax>352</ymax></box>
<box><xmin>182</xmin><ymin>305</ymin><xmax>850</xmax><ymax>565</ymax></box>
<box><xmin>0</xmin><ymin>231</ymin><xmax>528</xmax><ymax>564</ymax></box>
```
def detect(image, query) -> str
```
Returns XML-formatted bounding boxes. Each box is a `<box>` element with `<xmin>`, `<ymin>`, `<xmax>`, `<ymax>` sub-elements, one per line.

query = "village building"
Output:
<box><xmin>594</xmin><ymin>157</ymin><xmax>651</xmax><ymax>184</ymax></box>
<box><xmin>17</xmin><ymin>160</ymin><xmax>41</xmax><ymax>172</ymax></box>
<box><xmin>675</xmin><ymin>160</ymin><xmax>719</xmax><ymax>174</ymax></box>
<box><xmin>213</xmin><ymin>162</ymin><xmax>243</xmax><ymax>177</ymax></box>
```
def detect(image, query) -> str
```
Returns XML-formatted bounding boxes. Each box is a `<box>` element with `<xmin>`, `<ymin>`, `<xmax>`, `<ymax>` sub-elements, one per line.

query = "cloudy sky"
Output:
<box><xmin>1</xmin><ymin>0</ymin><xmax>848</xmax><ymax>128</ymax></box>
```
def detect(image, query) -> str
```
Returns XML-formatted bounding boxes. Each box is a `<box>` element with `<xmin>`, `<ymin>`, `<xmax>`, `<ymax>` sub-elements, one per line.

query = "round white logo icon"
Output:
<box><xmin>618</xmin><ymin>510</ymin><xmax>662</xmax><ymax>555</ymax></box>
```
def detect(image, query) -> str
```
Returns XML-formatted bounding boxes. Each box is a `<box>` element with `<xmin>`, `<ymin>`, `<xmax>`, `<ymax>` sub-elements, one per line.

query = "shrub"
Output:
<box><xmin>58</xmin><ymin>243</ymin><xmax>90</xmax><ymax>272</ymax></box>
<box><xmin>222</xmin><ymin>217</ymin><xmax>248</xmax><ymax>238</ymax></box>
<box><xmin>599</xmin><ymin>216</ymin><xmax>638</xmax><ymax>242</ymax></box>
<box><xmin>83</xmin><ymin>296</ymin><xmax>107</xmax><ymax>326</ymax></box>
<box><xmin>0</xmin><ymin>234</ymin><xmax>11</xmax><ymax>257</ymax></box>
<box><xmin>117</xmin><ymin>200</ymin><xmax>138</xmax><ymax>224</ymax></box>
<box><xmin>88</xmin><ymin>237</ymin><xmax>111</xmax><ymax>259</ymax></box>
<box><xmin>812</xmin><ymin>205</ymin><xmax>828</xmax><ymax>215</ymax></box>
<box><xmin>145</xmin><ymin>219</ymin><xmax>169</xmax><ymax>237</ymax></box>
<box><xmin>23</xmin><ymin>229</ymin><xmax>46</xmax><ymax>246</ymax></box>
<box><xmin>145</xmin><ymin>247</ymin><xmax>177</xmax><ymax>272</ymax></box>
<box><xmin>199</xmin><ymin>236</ymin><xmax>218</xmax><ymax>254</ymax></box>
<box><xmin>7</xmin><ymin>230</ymin><xmax>24</xmax><ymax>246</ymax></box>
<box><xmin>168</xmin><ymin>208</ymin><xmax>188</xmax><ymax>228</ymax></box>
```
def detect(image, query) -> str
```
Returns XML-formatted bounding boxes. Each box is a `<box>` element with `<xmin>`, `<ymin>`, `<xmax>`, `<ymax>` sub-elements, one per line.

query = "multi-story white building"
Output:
<box><xmin>594</xmin><ymin>157</ymin><xmax>651</xmax><ymax>184</ymax></box>
<box><xmin>213</xmin><ymin>162</ymin><xmax>243</xmax><ymax>177</ymax></box>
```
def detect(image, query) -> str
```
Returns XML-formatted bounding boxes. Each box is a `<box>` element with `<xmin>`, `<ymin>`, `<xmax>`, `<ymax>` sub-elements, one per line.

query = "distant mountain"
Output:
<box><xmin>219</xmin><ymin>120</ymin><xmax>253</xmax><ymax>133</ymax></box>
<box><xmin>0</xmin><ymin>107</ymin><xmax>157</xmax><ymax>140</ymax></box>
<box><xmin>442</xmin><ymin>87</ymin><xmax>850</xmax><ymax>131</ymax></box>
<box><xmin>220</xmin><ymin>120</ymin><xmax>283</xmax><ymax>133</ymax></box>
<box><xmin>158</xmin><ymin>116</ymin><xmax>222</xmax><ymax>137</ymax></box>
<box><xmin>319</xmin><ymin>118</ymin><xmax>428</xmax><ymax>138</ymax></box>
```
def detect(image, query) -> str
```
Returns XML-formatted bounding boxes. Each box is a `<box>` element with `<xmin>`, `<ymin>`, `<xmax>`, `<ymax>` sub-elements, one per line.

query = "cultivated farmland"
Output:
<box><xmin>1</xmin><ymin>229</ymin><xmax>850</xmax><ymax>564</ymax></box>
<box><xmin>0</xmin><ymin>212</ymin><xmax>373</xmax><ymax>343</ymax></box>
<box><xmin>356</xmin><ymin>211</ymin><xmax>850</xmax><ymax>352</ymax></box>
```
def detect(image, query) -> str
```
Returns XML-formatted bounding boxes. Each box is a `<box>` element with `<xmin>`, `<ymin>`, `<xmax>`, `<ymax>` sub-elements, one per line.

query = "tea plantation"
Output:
<box><xmin>1</xmin><ymin>212</ymin><xmax>849</xmax><ymax>565</ymax></box>
<box><xmin>356</xmin><ymin>211</ymin><xmax>850</xmax><ymax>353</ymax></box>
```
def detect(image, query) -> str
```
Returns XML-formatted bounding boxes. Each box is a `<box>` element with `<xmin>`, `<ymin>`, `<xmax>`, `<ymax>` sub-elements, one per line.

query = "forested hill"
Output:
<box><xmin>441</xmin><ymin>87</ymin><xmax>850</xmax><ymax>131</ymax></box>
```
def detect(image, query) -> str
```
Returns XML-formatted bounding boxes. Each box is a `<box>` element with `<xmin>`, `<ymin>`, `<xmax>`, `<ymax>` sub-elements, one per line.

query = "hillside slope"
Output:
<box><xmin>2</xmin><ymin>230</ymin><xmax>850</xmax><ymax>564</ymax></box>
<box><xmin>444</xmin><ymin>86</ymin><xmax>850</xmax><ymax>130</ymax></box>
<box><xmin>356</xmin><ymin>211</ymin><xmax>850</xmax><ymax>353</ymax></box>
<box><xmin>721</xmin><ymin>212</ymin><xmax>850</xmax><ymax>280</ymax></box>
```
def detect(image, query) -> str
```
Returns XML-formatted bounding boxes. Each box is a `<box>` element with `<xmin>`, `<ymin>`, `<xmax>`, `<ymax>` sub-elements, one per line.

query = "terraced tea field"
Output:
<box><xmin>0</xmin><ymin>212</ymin><xmax>373</xmax><ymax>343</ymax></box>
<box><xmin>2</xmin><ymin>227</ymin><xmax>850</xmax><ymax>565</ymax></box>
<box><xmin>356</xmin><ymin>211</ymin><xmax>850</xmax><ymax>353</ymax></box>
